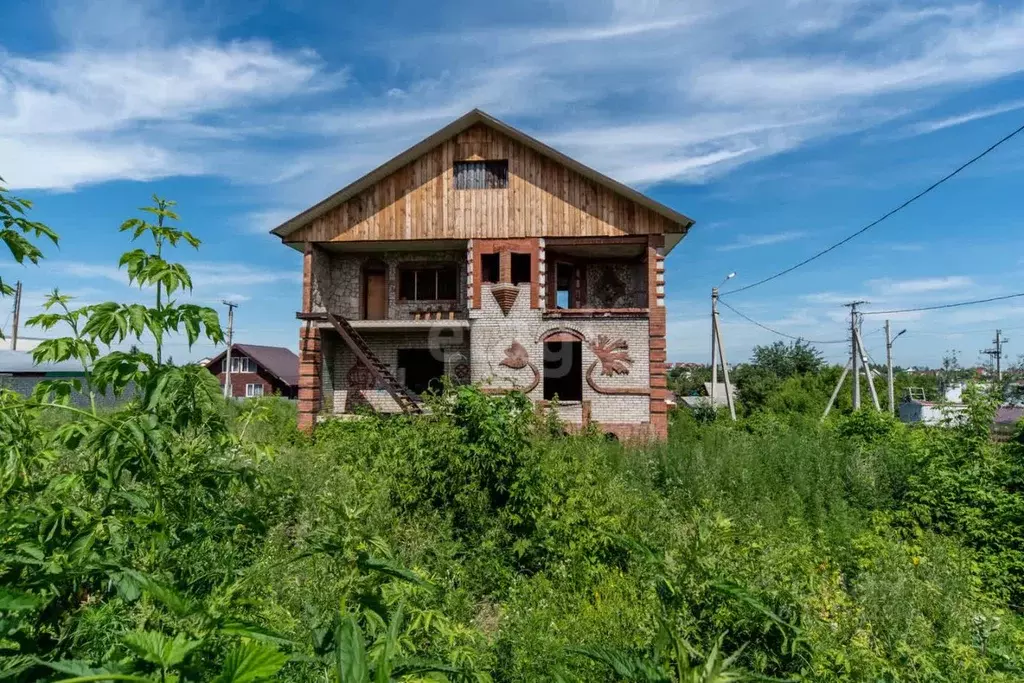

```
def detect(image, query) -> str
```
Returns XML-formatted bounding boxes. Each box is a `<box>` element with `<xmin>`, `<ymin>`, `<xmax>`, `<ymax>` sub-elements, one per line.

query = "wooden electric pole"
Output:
<box><xmin>710</xmin><ymin>286</ymin><xmax>737</xmax><ymax>421</ymax></box>
<box><xmin>222</xmin><ymin>301</ymin><xmax>238</xmax><ymax>398</ymax></box>
<box><xmin>823</xmin><ymin>301</ymin><xmax>880</xmax><ymax>419</ymax></box>
<box><xmin>983</xmin><ymin>330</ymin><xmax>1008</xmax><ymax>382</ymax></box>
<box><xmin>11</xmin><ymin>281</ymin><xmax>22</xmax><ymax>351</ymax></box>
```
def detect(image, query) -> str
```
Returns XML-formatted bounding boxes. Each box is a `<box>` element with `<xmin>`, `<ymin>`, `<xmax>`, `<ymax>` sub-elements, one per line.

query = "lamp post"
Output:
<box><xmin>711</xmin><ymin>272</ymin><xmax>737</xmax><ymax>420</ymax></box>
<box><xmin>885</xmin><ymin>320</ymin><xmax>906</xmax><ymax>414</ymax></box>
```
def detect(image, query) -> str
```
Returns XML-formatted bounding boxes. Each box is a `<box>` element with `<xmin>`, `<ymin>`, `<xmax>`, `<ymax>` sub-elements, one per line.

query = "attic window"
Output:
<box><xmin>454</xmin><ymin>160</ymin><xmax>508</xmax><ymax>189</ymax></box>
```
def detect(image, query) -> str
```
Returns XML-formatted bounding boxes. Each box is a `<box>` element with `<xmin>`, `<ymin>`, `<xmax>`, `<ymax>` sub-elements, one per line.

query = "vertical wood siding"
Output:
<box><xmin>287</xmin><ymin>124</ymin><xmax>681</xmax><ymax>243</ymax></box>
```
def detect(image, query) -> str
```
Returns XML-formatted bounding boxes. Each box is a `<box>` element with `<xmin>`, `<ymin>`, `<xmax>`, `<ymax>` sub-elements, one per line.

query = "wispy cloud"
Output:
<box><xmin>867</xmin><ymin>276</ymin><xmax>975</xmax><ymax>296</ymax></box>
<box><xmin>908</xmin><ymin>99</ymin><xmax>1024</xmax><ymax>135</ymax></box>
<box><xmin>3</xmin><ymin>0</ymin><xmax>1024</xmax><ymax>207</ymax></box>
<box><xmin>717</xmin><ymin>231</ymin><xmax>805</xmax><ymax>252</ymax></box>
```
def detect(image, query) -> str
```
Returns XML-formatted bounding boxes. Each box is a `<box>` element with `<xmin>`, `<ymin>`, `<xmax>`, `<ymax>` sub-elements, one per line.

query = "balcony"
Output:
<box><xmin>543</xmin><ymin>239</ymin><xmax>648</xmax><ymax>316</ymax></box>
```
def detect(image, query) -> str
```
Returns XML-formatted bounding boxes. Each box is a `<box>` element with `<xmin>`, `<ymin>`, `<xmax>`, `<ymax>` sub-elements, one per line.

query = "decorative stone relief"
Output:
<box><xmin>489</xmin><ymin>341</ymin><xmax>540</xmax><ymax>393</ymax></box>
<box><xmin>347</xmin><ymin>362</ymin><xmax>375</xmax><ymax>389</ymax></box>
<box><xmin>586</xmin><ymin>335</ymin><xmax>648</xmax><ymax>396</ymax></box>
<box><xmin>490</xmin><ymin>283</ymin><xmax>519</xmax><ymax>315</ymax></box>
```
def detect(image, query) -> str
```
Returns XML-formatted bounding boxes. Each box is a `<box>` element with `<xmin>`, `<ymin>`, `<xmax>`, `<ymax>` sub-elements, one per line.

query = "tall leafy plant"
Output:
<box><xmin>28</xmin><ymin>196</ymin><xmax>223</xmax><ymax>407</ymax></box>
<box><xmin>0</xmin><ymin>178</ymin><xmax>58</xmax><ymax>336</ymax></box>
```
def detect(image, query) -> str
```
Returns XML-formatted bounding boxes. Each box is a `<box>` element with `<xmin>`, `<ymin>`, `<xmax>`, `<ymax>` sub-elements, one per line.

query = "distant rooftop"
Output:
<box><xmin>0</xmin><ymin>350</ymin><xmax>84</xmax><ymax>375</ymax></box>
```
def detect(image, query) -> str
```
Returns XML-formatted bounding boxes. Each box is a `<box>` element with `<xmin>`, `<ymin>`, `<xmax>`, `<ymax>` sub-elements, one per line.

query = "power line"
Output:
<box><xmin>862</xmin><ymin>292</ymin><xmax>1024</xmax><ymax>316</ymax></box>
<box><xmin>722</xmin><ymin>119</ymin><xmax>1024</xmax><ymax>297</ymax></box>
<box><xmin>717</xmin><ymin>299</ymin><xmax>847</xmax><ymax>344</ymax></box>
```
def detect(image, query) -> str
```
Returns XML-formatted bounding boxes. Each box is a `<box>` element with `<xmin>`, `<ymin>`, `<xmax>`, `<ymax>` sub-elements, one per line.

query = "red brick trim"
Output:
<box><xmin>647</xmin><ymin>235</ymin><xmax>668</xmax><ymax>440</ymax></box>
<box><xmin>473</xmin><ymin>238</ymin><xmax>540</xmax><ymax>309</ymax></box>
<box><xmin>297</xmin><ymin>322</ymin><xmax>322</xmax><ymax>433</ymax></box>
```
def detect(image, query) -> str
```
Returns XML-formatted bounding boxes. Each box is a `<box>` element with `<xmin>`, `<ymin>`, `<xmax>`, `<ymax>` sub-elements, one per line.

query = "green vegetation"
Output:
<box><xmin>4</xmin><ymin>186</ymin><xmax>1024</xmax><ymax>681</ymax></box>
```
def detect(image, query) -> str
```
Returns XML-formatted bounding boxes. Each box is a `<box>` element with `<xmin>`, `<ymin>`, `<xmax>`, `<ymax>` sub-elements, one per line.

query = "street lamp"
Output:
<box><xmin>719</xmin><ymin>272</ymin><xmax>737</xmax><ymax>289</ymax></box>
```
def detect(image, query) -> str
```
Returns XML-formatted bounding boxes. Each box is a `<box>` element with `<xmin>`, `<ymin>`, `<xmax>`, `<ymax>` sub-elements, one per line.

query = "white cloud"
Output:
<box><xmin>867</xmin><ymin>276</ymin><xmax>975</xmax><ymax>296</ymax></box>
<box><xmin>908</xmin><ymin>99</ymin><xmax>1024</xmax><ymax>134</ymax></box>
<box><xmin>717</xmin><ymin>231</ymin><xmax>805</xmax><ymax>252</ymax></box>
<box><xmin>5</xmin><ymin>0</ymin><xmax>1024</xmax><ymax>213</ymax></box>
<box><xmin>0</xmin><ymin>35</ymin><xmax>336</xmax><ymax>190</ymax></box>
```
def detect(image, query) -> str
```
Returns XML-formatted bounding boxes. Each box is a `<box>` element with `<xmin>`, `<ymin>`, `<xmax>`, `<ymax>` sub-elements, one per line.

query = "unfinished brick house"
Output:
<box><xmin>272</xmin><ymin>110</ymin><xmax>693</xmax><ymax>439</ymax></box>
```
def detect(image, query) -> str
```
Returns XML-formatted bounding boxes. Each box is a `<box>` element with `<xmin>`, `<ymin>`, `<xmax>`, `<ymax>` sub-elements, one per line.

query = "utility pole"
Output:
<box><xmin>850</xmin><ymin>302</ymin><xmax>863</xmax><ymax>410</ymax></box>
<box><xmin>710</xmin><ymin>278</ymin><xmax>737</xmax><ymax>421</ymax></box>
<box><xmin>11</xmin><ymin>281</ymin><xmax>21</xmax><ymax>351</ymax></box>
<box><xmin>982</xmin><ymin>330</ymin><xmax>1008</xmax><ymax>382</ymax></box>
<box><xmin>884</xmin><ymin>321</ymin><xmax>906</xmax><ymax>415</ymax></box>
<box><xmin>823</xmin><ymin>301</ymin><xmax>877</xmax><ymax>420</ymax></box>
<box><xmin>222</xmin><ymin>301</ymin><xmax>238</xmax><ymax>398</ymax></box>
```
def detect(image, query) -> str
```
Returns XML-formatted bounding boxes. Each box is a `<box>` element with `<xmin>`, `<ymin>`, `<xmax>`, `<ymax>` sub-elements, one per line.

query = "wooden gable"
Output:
<box><xmin>285</xmin><ymin>123</ymin><xmax>685</xmax><ymax>244</ymax></box>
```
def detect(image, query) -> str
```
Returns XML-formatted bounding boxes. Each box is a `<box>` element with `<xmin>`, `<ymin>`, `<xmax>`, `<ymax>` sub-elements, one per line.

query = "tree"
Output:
<box><xmin>749</xmin><ymin>340</ymin><xmax>824</xmax><ymax>379</ymax></box>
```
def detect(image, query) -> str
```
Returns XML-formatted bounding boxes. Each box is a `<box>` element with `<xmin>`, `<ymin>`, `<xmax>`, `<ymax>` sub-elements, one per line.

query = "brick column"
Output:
<box><xmin>298</xmin><ymin>323</ymin><xmax>322</xmax><ymax>432</ymax></box>
<box><xmin>298</xmin><ymin>242</ymin><xmax>321</xmax><ymax>432</ymax></box>
<box><xmin>648</xmin><ymin>235</ymin><xmax>668</xmax><ymax>440</ymax></box>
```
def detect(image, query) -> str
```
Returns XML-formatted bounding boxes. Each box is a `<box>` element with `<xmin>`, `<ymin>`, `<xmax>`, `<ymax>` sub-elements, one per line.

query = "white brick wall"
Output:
<box><xmin>469</xmin><ymin>280</ymin><xmax>650</xmax><ymax>425</ymax></box>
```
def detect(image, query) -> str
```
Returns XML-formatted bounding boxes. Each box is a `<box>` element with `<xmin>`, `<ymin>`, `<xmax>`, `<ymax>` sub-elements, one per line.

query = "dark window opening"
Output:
<box><xmin>511</xmin><ymin>252</ymin><xmax>532</xmax><ymax>285</ymax></box>
<box><xmin>555</xmin><ymin>262</ymin><xmax>575</xmax><ymax>309</ymax></box>
<box><xmin>398</xmin><ymin>266</ymin><xmax>458</xmax><ymax>301</ymax></box>
<box><xmin>398</xmin><ymin>349</ymin><xmax>445</xmax><ymax>396</ymax></box>
<box><xmin>480</xmin><ymin>253</ymin><xmax>500</xmax><ymax>283</ymax></box>
<box><xmin>454</xmin><ymin>160</ymin><xmax>509</xmax><ymax>189</ymax></box>
<box><xmin>543</xmin><ymin>341</ymin><xmax>582</xmax><ymax>401</ymax></box>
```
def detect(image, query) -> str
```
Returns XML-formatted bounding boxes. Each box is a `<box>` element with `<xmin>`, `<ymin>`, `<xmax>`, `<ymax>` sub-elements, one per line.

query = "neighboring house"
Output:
<box><xmin>677</xmin><ymin>382</ymin><xmax>735</xmax><ymax>411</ymax></box>
<box><xmin>205</xmin><ymin>344</ymin><xmax>299</xmax><ymax>399</ymax></box>
<box><xmin>0</xmin><ymin>350</ymin><xmax>86</xmax><ymax>398</ymax></box>
<box><xmin>898</xmin><ymin>387</ymin><xmax>968</xmax><ymax>427</ymax></box>
<box><xmin>272</xmin><ymin>109</ymin><xmax>694</xmax><ymax>439</ymax></box>
<box><xmin>0</xmin><ymin>349</ymin><xmax>132</xmax><ymax>407</ymax></box>
<box><xmin>994</xmin><ymin>406</ymin><xmax>1024</xmax><ymax>441</ymax></box>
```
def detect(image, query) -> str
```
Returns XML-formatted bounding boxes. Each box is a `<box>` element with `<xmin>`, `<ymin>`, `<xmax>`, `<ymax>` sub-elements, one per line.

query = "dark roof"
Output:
<box><xmin>0</xmin><ymin>350</ymin><xmax>85</xmax><ymax>375</ymax></box>
<box><xmin>207</xmin><ymin>344</ymin><xmax>299</xmax><ymax>387</ymax></box>
<box><xmin>270</xmin><ymin>108</ymin><xmax>695</xmax><ymax>243</ymax></box>
<box><xmin>995</xmin><ymin>406</ymin><xmax>1024</xmax><ymax>425</ymax></box>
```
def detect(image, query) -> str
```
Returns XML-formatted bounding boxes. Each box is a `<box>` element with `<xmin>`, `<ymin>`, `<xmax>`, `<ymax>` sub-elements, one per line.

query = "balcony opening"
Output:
<box><xmin>555</xmin><ymin>262</ymin><xmax>575</xmax><ymax>309</ymax></box>
<box><xmin>397</xmin><ymin>349</ymin><xmax>445</xmax><ymax>396</ymax></box>
<box><xmin>543</xmin><ymin>341</ymin><xmax>582</xmax><ymax>401</ymax></box>
<box><xmin>511</xmin><ymin>252</ymin><xmax>532</xmax><ymax>285</ymax></box>
<box><xmin>480</xmin><ymin>253</ymin><xmax>500</xmax><ymax>283</ymax></box>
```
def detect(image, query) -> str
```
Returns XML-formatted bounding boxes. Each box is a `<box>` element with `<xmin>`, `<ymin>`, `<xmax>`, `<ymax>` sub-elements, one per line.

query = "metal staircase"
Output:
<box><xmin>300</xmin><ymin>311</ymin><xmax>423</xmax><ymax>414</ymax></box>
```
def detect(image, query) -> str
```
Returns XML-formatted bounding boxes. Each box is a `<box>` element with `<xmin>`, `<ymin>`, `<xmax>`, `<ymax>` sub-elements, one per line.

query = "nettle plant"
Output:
<box><xmin>28</xmin><ymin>196</ymin><xmax>223</xmax><ymax>409</ymax></box>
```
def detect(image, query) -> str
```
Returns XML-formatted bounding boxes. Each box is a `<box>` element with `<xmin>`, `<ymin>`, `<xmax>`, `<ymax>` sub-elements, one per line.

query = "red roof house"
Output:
<box><xmin>205</xmin><ymin>344</ymin><xmax>299</xmax><ymax>399</ymax></box>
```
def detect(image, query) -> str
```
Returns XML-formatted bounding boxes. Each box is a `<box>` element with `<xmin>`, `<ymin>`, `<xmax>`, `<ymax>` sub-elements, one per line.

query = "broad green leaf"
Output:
<box><xmin>213</xmin><ymin>643</ymin><xmax>288</xmax><ymax>683</ymax></box>
<box><xmin>334</xmin><ymin>614</ymin><xmax>369</xmax><ymax>683</ymax></box>
<box><xmin>122</xmin><ymin>630</ymin><xmax>200</xmax><ymax>669</ymax></box>
<box><xmin>0</xmin><ymin>588</ymin><xmax>43</xmax><ymax>611</ymax></box>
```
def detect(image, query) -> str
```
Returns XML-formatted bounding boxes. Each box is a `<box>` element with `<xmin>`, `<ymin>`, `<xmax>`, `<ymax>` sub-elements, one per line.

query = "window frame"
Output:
<box><xmin>245</xmin><ymin>382</ymin><xmax>264</xmax><ymax>398</ymax></box>
<box><xmin>397</xmin><ymin>264</ymin><xmax>459</xmax><ymax>302</ymax></box>
<box><xmin>230</xmin><ymin>356</ymin><xmax>256</xmax><ymax>374</ymax></box>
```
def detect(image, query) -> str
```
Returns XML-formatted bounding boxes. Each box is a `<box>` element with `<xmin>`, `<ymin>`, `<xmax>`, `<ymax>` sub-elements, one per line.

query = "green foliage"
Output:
<box><xmin>0</xmin><ymin>178</ymin><xmax>58</xmax><ymax>307</ymax></box>
<box><xmin>6</xmin><ymin>188</ymin><xmax>1024</xmax><ymax>682</ymax></box>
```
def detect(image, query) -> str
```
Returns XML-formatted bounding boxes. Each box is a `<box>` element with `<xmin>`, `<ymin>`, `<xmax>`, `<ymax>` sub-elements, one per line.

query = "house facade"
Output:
<box><xmin>272</xmin><ymin>110</ymin><xmax>694</xmax><ymax>439</ymax></box>
<box><xmin>205</xmin><ymin>344</ymin><xmax>300</xmax><ymax>399</ymax></box>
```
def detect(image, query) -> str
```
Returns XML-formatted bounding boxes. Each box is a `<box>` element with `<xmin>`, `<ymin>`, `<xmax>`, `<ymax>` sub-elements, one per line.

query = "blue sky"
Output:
<box><xmin>2</xmin><ymin>0</ymin><xmax>1024</xmax><ymax>367</ymax></box>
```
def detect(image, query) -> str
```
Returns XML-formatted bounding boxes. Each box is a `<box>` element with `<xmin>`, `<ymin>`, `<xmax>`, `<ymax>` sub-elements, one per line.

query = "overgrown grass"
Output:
<box><xmin>4</xmin><ymin>385</ymin><xmax>1024</xmax><ymax>681</ymax></box>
